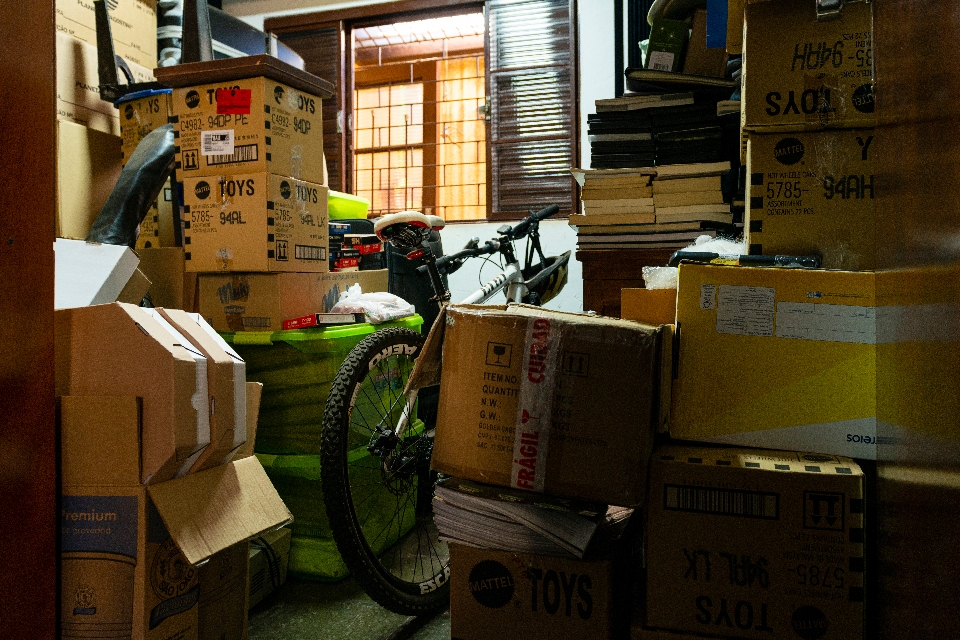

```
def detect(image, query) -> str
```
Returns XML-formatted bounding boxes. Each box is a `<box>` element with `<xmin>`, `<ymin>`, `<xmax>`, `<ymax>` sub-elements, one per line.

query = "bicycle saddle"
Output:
<box><xmin>374</xmin><ymin>211</ymin><xmax>446</xmax><ymax>255</ymax></box>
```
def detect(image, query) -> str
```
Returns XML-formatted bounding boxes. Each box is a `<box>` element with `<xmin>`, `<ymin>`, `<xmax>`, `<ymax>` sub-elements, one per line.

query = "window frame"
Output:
<box><xmin>265</xmin><ymin>0</ymin><xmax>578</xmax><ymax>221</ymax></box>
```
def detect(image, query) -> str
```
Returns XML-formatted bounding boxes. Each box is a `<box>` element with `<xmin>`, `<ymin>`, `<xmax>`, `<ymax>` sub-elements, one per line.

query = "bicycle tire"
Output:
<box><xmin>321</xmin><ymin>327</ymin><xmax>450</xmax><ymax>615</ymax></box>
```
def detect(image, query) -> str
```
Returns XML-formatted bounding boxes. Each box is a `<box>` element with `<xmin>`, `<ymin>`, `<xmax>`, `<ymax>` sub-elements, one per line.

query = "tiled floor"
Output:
<box><xmin>248</xmin><ymin>575</ymin><xmax>450</xmax><ymax>640</ymax></box>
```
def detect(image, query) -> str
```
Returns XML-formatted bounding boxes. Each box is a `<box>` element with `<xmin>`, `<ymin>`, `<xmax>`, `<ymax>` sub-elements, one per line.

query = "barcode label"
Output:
<box><xmin>201</xmin><ymin>130</ymin><xmax>234</xmax><ymax>156</ymax></box>
<box><xmin>207</xmin><ymin>143</ymin><xmax>259</xmax><ymax>166</ymax></box>
<box><xmin>664</xmin><ymin>485</ymin><xmax>779</xmax><ymax>520</ymax></box>
<box><xmin>295</xmin><ymin>244</ymin><xmax>326</xmax><ymax>261</ymax></box>
<box><xmin>648</xmin><ymin>51</ymin><xmax>675</xmax><ymax>72</ymax></box>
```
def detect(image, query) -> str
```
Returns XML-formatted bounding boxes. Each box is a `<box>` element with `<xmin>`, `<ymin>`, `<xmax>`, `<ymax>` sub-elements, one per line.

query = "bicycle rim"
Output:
<box><xmin>321</xmin><ymin>327</ymin><xmax>450</xmax><ymax>615</ymax></box>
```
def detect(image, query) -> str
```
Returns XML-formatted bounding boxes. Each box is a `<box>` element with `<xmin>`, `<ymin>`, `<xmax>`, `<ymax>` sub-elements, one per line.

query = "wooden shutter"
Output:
<box><xmin>486</xmin><ymin>0</ymin><xmax>577</xmax><ymax>220</ymax></box>
<box><xmin>278</xmin><ymin>25</ymin><xmax>350</xmax><ymax>192</ymax></box>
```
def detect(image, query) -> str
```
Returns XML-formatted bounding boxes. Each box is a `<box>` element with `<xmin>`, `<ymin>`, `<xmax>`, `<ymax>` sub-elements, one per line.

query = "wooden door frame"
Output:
<box><xmin>0</xmin><ymin>0</ymin><xmax>58</xmax><ymax>637</ymax></box>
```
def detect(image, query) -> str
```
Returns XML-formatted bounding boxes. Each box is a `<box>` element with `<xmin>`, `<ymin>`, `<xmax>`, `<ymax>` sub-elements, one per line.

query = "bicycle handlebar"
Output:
<box><xmin>505</xmin><ymin>205</ymin><xmax>561</xmax><ymax>240</ymax></box>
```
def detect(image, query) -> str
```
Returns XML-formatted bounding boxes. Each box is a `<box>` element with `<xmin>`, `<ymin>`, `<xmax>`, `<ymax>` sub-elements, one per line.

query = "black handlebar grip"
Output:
<box><xmin>533</xmin><ymin>204</ymin><xmax>561</xmax><ymax>221</ymax></box>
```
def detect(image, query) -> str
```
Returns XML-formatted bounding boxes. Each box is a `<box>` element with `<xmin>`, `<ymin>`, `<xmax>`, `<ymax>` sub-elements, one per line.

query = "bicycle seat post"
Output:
<box><xmin>416</xmin><ymin>254</ymin><xmax>451</xmax><ymax>306</ymax></box>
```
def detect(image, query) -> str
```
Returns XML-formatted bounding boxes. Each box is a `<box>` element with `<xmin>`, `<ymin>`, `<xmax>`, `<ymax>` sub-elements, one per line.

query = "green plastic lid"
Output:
<box><xmin>220</xmin><ymin>313</ymin><xmax>423</xmax><ymax>346</ymax></box>
<box><xmin>328</xmin><ymin>190</ymin><xmax>371</xmax><ymax>220</ymax></box>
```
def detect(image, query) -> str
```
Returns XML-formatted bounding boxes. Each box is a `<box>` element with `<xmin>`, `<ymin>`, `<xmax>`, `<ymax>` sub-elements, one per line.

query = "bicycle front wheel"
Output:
<box><xmin>321</xmin><ymin>327</ymin><xmax>450</xmax><ymax>615</ymax></box>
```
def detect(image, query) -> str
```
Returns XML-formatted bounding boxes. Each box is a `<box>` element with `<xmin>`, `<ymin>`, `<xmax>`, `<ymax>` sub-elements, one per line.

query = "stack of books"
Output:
<box><xmin>571</xmin><ymin>161</ymin><xmax>739</xmax><ymax>250</ymax></box>
<box><xmin>572</xmin><ymin>167</ymin><xmax>657</xmax><ymax>231</ymax></box>
<box><xmin>433</xmin><ymin>477</ymin><xmax>633</xmax><ymax>559</ymax></box>
<box><xmin>588</xmin><ymin>92</ymin><xmax>729</xmax><ymax>168</ymax></box>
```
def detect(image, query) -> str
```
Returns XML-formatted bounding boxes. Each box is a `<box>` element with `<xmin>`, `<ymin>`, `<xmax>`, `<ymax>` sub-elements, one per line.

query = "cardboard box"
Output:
<box><xmin>170</xmin><ymin>77</ymin><xmax>325</xmax><ymax>183</ymax></box>
<box><xmin>742</xmin><ymin>0</ymin><xmax>874</xmax><ymax>132</ymax></box>
<box><xmin>119</xmin><ymin>90</ymin><xmax>173</xmax><ymax>163</ymax></box>
<box><xmin>424</xmin><ymin>304</ymin><xmax>662</xmax><ymax>507</ymax></box>
<box><xmin>644</xmin><ymin>444</ymin><xmax>865</xmax><ymax>640</ymax></box>
<box><xmin>55</xmin><ymin>302</ymin><xmax>211</xmax><ymax>484</ymax></box>
<box><xmin>746</xmin><ymin>129</ymin><xmax>876</xmax><ymax>270</ymax></box>
<box><xmin>54</xmin><ymin>239</ymin><xmax>141</xmax><ymax>308</ymax></box>
<box><xmin>621</xmin><ymin>288</ymin><xmax>678</xmax><ymax>325</ymax></box>
<box><xmin>248</xmin><ymin>527</ymin><xmax>292</xmax><ymax>609</ymax></box>
<box><xmin>57</xmin><ymin>119</ymin><xmax>123</xmax><ymax>240</ymax></box>
<box><xmin>449</xmin><ymin>544</ymin><xmax>620</xmax><ymax>640</ymax></box>
<box><xmin>56</xmin><ymin>0</ymin><xmax>158</xmax><ymax>69</ymax></box>
<box><xmin>138</xmin><ymin>247</ymin><xmax>198</xmax><ymax>312</ymax></box>
<box><xmin>234</xmin><ymin>382</ymin><xmax>263</xmax><ymax>461</ymax></box>
<box><xmin>56</xmin><ymin>32</ymin><xmax>153</xmax><ymax>136</ymax></box>
<box><xmin>157</xmin><ymin>309</ymin><xmax>248</xmax><ymax>473</ymax></box>
<box><xmin>682</xmin><ymin>9</ymin><xmax>728</xmax><ymax>78</ymax></box>
<box><xmin>672</xmin><ymin>264</ymin><xmax>877</xmax><ymax>459</ymax></box>
<box><xmin>198</xmin><ymin>540</ymin><xmax>249</xmax><ymax>640</ymax></box>
<box><xmin>198</xmin><ymin>269</ymin><xmax>389</xmax><ymax>332</ymax></box>
<box><xmin>182</xmin><ymin>174</ymin><xmax>329</xmax><ymax>273</ymax></box>
<box><xmin>59</xmin><ymin>395</ymin><xmax>291</xmax><ymax>640</ymax></box>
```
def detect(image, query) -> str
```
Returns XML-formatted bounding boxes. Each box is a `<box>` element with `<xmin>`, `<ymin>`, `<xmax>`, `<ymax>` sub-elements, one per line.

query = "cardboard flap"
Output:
<box><xmin>403</xmin><ymin>309</ymin><xmax>447</xmax><ymax>394</ymax></box>
<box><xmin>147</xmin><ymin>455</ymin><xmax>291</xmax><ymax>565</ymax></box>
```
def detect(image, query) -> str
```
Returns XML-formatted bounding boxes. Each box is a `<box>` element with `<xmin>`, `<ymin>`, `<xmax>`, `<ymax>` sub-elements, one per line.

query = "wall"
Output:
<box><xmin>223</xmin><ymin>0</ymin><xmax>621</xmax><ymax>313</ymax></box>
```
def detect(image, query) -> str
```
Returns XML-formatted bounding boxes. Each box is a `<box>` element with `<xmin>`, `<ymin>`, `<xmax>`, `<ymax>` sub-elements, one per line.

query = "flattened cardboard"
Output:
<box><xmin>745</xmin><ymin>129</ymin><xmax>876</xmax><ymax>270</ymax></box>
<box><xmin>742</xmin><ymin>0</ymin><xmax>874</xmax><ymax>132</ymax></box>
<box><xmin>428</xmin><ymin>304</ymin><xmax>661</xmax><ymax>506</ymax></box>
<box><xmin>54</xmin><ymin>239</ymin><xmax>141</xmax><ymax>308</ymax></box>
<box><xmin>198</xmin><ymin>269</ymin><xmax>388</xmax><ymax>332</ymax></box>
<box><xmin>56</xmin><ymin>119</ymin><xmax>122</xmax><ymax>240</ymax></box>
<box><xmin>55</xmin><ymin>302</ymin><xmax>208</xmax><ymax>484</ymax></box>
<box><xmin>671</xmin><ymin>264</ymin><xmax>877</xmax><ymax>459</ymax></box>
<box><xmin>181</xmin><ymin>174</ymin><xmax>329</xmax><ymax>273</ymax></box>
<box><xmin>644</xmin><ymin>444</ymin><xmax>865</xmax><ymax>640</ymax></box>
<box><xmin>158</xmin><ymin>308</ymin><xmax>247</xmax><ymax>472</ymax></box>
<box><xmin>56</xmin><ymin>0</ymin><xmax>158</xmax><ymax>69</ymax></box>
<box><xmin>449</xmin><ymin>544</ymin><xmax>617</xmax><ymax>640</ymax></box>
<box><xmin>169</xmin><ymin>77</ymin><xmax>325</xmax><ymax>183</ymax></box>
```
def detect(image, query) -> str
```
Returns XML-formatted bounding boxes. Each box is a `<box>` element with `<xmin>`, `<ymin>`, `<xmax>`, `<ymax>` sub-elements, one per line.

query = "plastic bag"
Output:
<box><xmin>642</xmin><ymin>266</ymin><xmax>678</xmax><ymax>290</ymax></box>
<box><xmin>331</xmin><ymin>284</ymin><xmax>416</xmax><ymax>324</ymax></box>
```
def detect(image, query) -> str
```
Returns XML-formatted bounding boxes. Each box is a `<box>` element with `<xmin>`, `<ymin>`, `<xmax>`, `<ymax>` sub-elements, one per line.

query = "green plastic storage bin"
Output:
<box><xmin>328</xmin><ymin>190</ymin><xmax>371</xmax><ymax>220</ymax></box>
<box><xmin>221</xmin><ymin>314</ymin><xmax>423</xmax><ymax>455</ymax></box>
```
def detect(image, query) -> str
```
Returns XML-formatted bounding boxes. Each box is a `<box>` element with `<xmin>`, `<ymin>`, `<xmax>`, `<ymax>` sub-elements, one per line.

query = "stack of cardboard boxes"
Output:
<box><xmin>56</xmin><ymin>302</ymin><xmax>291</xmax><ymax>639</ymax></box>
<box><xmin>149</xmin><ymin>58</ymin><xmax>390</xmax><ymax>333</ymax></box>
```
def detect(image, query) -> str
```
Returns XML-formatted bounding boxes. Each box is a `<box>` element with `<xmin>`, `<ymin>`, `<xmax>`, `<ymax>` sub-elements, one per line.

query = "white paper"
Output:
<box><xmin>201</xmin><ymin>129</ymin><xmax>235</xmax><ymax>156</ymax></box>
<box><xmin>716</xmin><ymin>285</ymin><xmax>775</xmax><ymax>337</ymax></box>
<box><xmin>776</xmin><ymin>302</ymin><xmax>876</xmax><ymax>344</ymax></box>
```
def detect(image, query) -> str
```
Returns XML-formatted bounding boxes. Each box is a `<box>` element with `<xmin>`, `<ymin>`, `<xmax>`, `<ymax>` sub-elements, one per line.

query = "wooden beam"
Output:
<box><xmin>265</xmin><ymin>0</ymin><xmax>484</xmax><ymax>34</ymax></box>
<box><xmin>0</xmin><ymin>0</ymin><xmax>57</xmax><ymax>637</ymax></box>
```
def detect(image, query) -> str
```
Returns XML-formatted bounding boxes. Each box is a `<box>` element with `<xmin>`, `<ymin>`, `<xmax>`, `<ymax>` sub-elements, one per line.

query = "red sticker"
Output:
<box><xmin>216</xmin><ymin>88</ymin><xmax>252</xmax><ymax>114</ymax></box>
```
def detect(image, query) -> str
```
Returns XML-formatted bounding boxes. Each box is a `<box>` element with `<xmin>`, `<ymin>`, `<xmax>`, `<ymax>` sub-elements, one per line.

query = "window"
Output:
<box><xmin>267</xmin><ymin>0</ymin><xmax>578</xmax><ymax>221</ymax></box>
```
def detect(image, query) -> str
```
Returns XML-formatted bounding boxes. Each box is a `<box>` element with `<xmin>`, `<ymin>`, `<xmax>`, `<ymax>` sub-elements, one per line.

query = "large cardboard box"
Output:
<box><xmin>449</xmin><ymin>544</ymin><xmax>621</xmax><ymax>640</ymax></box>
<box><xmin>248</xmin><ymin>527</ymin><xmax>292</xmax><ymax>609</ymax></box>
<box><xmin>135</xmin><ymin>179</ymin><xmax>178</xmax><ymax>250</ymax></box>
<box><xmin>198</xmin><ymin>269</ymin><xmax>389</xmax><ymax>332</ymax></box>
<box><xmin>672</xmin><ymin>264</ymin><xmax>877</xmax><ymax>459</ymax></box>
<box><xmin>170</xmin><ymin>77</ymin><xmax>325</xmax><ymax>183</ymax></box>
<box><xmin>55</xmin><ymin>303</ymin><xmax>211</xmax><ymax>484</ymax></box>
<box><xmin>742</xmin><ymin>0</ymin><xmax>874</xmax><ymax>132</ymax></box>
<box><xmin>57</xmin><ymin>119</ymin><xmax>123</xmax><ymax>240</ymax></box>
<box><xmin>182</xmin><ymin>174</ymin><xmax>329</xmax><ymax>273</ymax></box>
<box><xmin>644</xmin><ymin>444</ymin><xmax>865</xmax><ymax>640</ymax></box>
<box><xmin>746</xmin><ymin>129</ymin><xmax>876</xmax><ymax>270</ymax></box>
<box><xmin>424</xmin><ymin>304</ymin><xmax>663</xmax><ymax>507</ymax></box>
<box><xmin>59</xmin><ymin>395</ymin><xmax>291</xmax><ymax>640</ymax></box>
<box><xmin>56</xmin><ymin>0</ymin><xmax>158</xmax><ymax>69</ymax></box>
<box><xmin>56</xmin><ymin>32</ymin><xmax>153</xmax><ymax>136</ymax></box>
<box><xmin>158</xmin><ymin>308</ymin><xmax>248</xmax><ymax>473</ymax></box>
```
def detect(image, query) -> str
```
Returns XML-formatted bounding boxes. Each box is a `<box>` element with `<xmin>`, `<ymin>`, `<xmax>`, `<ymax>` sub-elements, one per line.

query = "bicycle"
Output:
<box><xmin>320</xmin><ymin>205</ymin><xmax>571</xmax><ymax>616</ymax></box>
